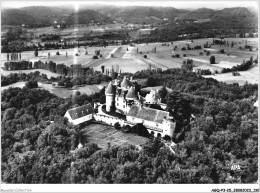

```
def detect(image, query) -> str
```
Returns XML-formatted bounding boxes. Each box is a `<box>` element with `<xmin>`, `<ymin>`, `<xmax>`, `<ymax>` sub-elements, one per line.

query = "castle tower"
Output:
<box><xmin>125</xmin><ymin>86</ymin><xmax>138</xmax><ymax>100</ymax></box>
<box><xmin>105</xmin><ymin>81</ymin><xmax>115</xmax><ymax>112</ymax></box>
<box><xmin>121</xmin><ymin>76</ymin><xmax>132</xmax><ymax>91</ymax></box>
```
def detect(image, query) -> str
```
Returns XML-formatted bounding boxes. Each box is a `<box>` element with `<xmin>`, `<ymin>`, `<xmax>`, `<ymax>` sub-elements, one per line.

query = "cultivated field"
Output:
<box><xmin>1</xmin><ymin>38</ymin><xmax>258</xmax><ymax>84</ymax></box>
<box><xmin>27</xmin><ymin>23</ymin><xmax>127</xmax><ymax>36</ymax></box>
<box><xmin>81</xmin><ymin>123</ymin><xmax>149</xmax><ymax>149</ymax></box>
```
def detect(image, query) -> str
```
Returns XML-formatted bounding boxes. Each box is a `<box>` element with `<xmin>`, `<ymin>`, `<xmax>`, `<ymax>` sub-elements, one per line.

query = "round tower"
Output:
<box><xmin>105</xmin><ymin>81</ymin><xmax>115</xmax><ymax>112</ymax></box>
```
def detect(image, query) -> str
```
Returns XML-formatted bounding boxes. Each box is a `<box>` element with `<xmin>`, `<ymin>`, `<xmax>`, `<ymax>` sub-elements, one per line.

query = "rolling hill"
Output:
<box><xmin>64</xmin><ymin>9</ymin><xmax>113</xmax><ymax>25</ymax></box>
<box><xmin>1</xmin><ymin>9</ymin><xmax>39</xmax><ymax>26</ymax></box>
<box><xmin>1</xmin><ymin>5</ymin><xmax>257</xmax><ymax>29</ymax></box>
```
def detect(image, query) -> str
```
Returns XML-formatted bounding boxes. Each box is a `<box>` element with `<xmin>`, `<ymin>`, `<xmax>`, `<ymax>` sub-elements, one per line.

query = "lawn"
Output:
<box><xmin>1</xmin><ymin>81</ymin><xmax>108</xmax><ymax>98</ymax></box>
<box><xmin>81</xmin><ymin>123</ymin><xmax>149</xmax><ymax>149</ymax></box>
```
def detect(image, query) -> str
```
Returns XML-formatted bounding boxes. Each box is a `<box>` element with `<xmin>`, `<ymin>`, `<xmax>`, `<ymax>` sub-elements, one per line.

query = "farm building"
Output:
<box><xmin>64</xmin><ymin>104</ymin><xmax>95</xmax><ymax>125</ymax></box>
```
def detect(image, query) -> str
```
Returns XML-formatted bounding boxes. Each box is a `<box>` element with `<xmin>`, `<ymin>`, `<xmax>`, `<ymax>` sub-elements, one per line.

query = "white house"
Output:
<box><xmin>64</xmin><ymin>104</ymin><xmax>94</xmax><ymax>125</ymax></box>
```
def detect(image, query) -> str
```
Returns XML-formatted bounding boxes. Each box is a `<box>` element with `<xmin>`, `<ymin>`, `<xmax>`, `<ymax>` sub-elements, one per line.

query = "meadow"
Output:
<box><xmin>1</xmin><ymin>37</ymin><xmax>258</xmax><ymax>85</ymax></box>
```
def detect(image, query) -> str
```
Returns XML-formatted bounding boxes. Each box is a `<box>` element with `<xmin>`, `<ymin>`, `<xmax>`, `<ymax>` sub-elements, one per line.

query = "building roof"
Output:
<box><xmin>121</xmin><ymin>76</ymin><xmax>132</xmax><ymax>89</ymax></box>
<box><xmin>105</xmin><ymin>81</ymin><xmax>115</xmax><ymax>95</ymax></box>
<box><xmin>126</xmin><ymin>86</ymin><xmax>138</xmax><ymax>100</ymax></box>
<box><xmin>127</xmin><ymin>105</ymin><xmax>170</xmax><ymax>124</ymax></box>
<box><xmin>67</xmin><ymin>104</ymin><xmax>94</xmax><ymax>120</ymax></box>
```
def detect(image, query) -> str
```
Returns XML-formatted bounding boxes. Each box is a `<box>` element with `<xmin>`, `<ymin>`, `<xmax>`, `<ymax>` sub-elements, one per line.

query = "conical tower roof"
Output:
<box><xmin>126</xmin><ymin>86</ymin><xmax>137</xmax><ymax>100</ymax></box>
<box><xmin>105</xmin><ymin>81</ymin><xmax>115</xmax><ymax>95</ymax></box>
<box><xmin>121</xmin><ymin>76</ymin><xmax>132</xmax><ymax>89</ymax></box>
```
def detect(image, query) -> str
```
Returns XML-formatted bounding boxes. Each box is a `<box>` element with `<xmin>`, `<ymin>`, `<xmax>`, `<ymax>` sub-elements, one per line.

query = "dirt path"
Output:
<box><xmin>105</xmin><ymin>47</ymin><xmax>119</xmax><ymax>59</ymax></box>
<box><xmin>122</xmin><ymin>47</ymin><xmax>135</xmax><ymax>59</ymax></box>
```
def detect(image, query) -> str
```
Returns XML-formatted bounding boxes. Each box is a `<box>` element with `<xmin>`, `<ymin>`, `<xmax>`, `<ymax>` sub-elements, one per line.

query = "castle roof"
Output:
<box><xmin>105</xmin><ymin>81</ymin><xmax>115</xmax><ymax>95</ymax></box>
<box><xmin>125</xmin><ymin>86</ymin><xmax>137</xmax><ymax>100</ymax></box>
<box><xmin>127</xmin><ymin>105</ymin><xmax>170</xmax><ymax>124</ymax></box>
<box><xmin>67</xmin><ymin>104</ymin><xmax>94</xmax><ymax>120</ymax></box>
<box><xmin>121</xmin><ymin>76</ymin><xmax>132</xmax><ymax>89</ymax></box>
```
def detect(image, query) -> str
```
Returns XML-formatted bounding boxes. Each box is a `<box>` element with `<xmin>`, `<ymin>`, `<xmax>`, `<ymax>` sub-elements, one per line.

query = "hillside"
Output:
<box><xmin>177</xmin><ymin>7</ymin><xmax>257</xmax><ymax>29</ymax></box>
<box><xmin>1</xmin><ymin>6</ymin><xmax>257</xmax><ymax>30</ymax></box>
<box><xmin>64</xmin><ymin>9</ymin><xmax>113</xmax><ymax>25</ymax></box>
<box><xmin>20</xmin><ymin>6</ymin><xmax>73</xmax><ymax>23</ymax></box>
<box><xmin>1</xmin><ymin>9</ymin><xmax>38</xmax><ymax>26</ymax></box>
<box><xmin>92</xmin><ymin>6</ymin><xmax>189</xmax><ymax>24</ymax></box>
<box><xmin>1</xmin><ymin>6</ymin><xmax>74</xmax><ymax>27</ymax></box>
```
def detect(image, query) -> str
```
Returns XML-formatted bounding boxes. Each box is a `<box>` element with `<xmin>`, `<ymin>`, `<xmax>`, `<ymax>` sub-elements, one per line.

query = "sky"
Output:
<box><xmin>1</xmin><ymin>0</ymin><xmax>259</xmax><ymax>10</ymax></box>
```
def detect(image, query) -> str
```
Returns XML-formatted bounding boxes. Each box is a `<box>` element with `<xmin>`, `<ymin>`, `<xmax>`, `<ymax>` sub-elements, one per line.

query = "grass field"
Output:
<box><xmin>81</xmin><ymin>123</ymin><xmax>149</xmax><ymax>149</ymax></box>
<box><xmin>1</xmin><ymin>81</ymin><xmax>108</xmax><ymax>97</ymax></box>
<box><xmin>1</xmin><ymin>38</ymin><xmax>258</xmax><ymax>84</ymax></box>
<box><xmin>203</xmin><ymin>64</ymin><xmax>259</xmax><ymax>85</ymax></box>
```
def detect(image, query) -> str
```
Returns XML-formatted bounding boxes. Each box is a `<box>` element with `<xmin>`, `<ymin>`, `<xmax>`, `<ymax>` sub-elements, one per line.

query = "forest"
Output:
<box><xmin>1</xmin><ymin>66</ymin><xmax>258</xmax><ymax>184</ymax></box>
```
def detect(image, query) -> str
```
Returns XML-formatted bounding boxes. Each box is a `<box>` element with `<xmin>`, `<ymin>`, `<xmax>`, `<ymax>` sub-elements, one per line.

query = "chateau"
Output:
<box><xmin>65</xmin><ymin>77</ymin><xmax>176</xmax><ymax>138</ymax></box>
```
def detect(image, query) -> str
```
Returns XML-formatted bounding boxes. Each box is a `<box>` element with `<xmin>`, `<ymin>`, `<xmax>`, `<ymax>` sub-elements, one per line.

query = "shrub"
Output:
<box><xmin>121</xmin><ymin>125</ymin><xmax>131</xmax><ymax>133</ymax></box>
<box><xmin>163</xmin><ymin>135</ymin><xmax>171</xmax><ymax>141</ymax></box>
<box><xmin>114</xmin><ymin>122</ymin><xmax>121</xmax><ymax>130</ymax></box>
<box><xmin>219</xmin><ymin>49</ymin><xmax>225</xmax><ymax>54</ymax></box>
<box><xmin>144</xmin><ymin>55</ymin><xmax>147</xmax><ymax>59</ymax></box>
<box><xmin>25</xmin><ymin>80</ymin><xmax>38</xmax><ymax>89</ymax></box>
<box><xmin>92</xmin><ymin>55</ymin><xmax>98</xmax><ymax>59</ymax></box>
<box><xmin>183</xmin><ymin>54</ymin><xmax>187</xmax><ymax>57</ymax></box>
<box><xmin>210</xmin><ymin>56</ymin><xmax>215</xmax><ymax>64</ymax></box>
<box><xmin>56</xmin><ymin>51</ymin><xmax>60</xmax><ymax>55</ymax></box>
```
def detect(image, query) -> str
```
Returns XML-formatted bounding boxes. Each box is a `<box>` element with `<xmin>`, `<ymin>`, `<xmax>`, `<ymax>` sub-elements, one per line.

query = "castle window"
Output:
<box><xmin>123</xmin><ymin>105</ymin><xmax>125</xmax><ymax>108</ymax></box>
<box><xmin>117</xmin><ymin>103</ymin><xmax>119</xmax><ymax>106</ymax></box>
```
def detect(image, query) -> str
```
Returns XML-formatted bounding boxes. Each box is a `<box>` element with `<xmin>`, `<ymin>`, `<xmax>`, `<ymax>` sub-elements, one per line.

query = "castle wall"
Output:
<box><xmin>94</xmin><ymin>114</ymin><xmax>133</xmax><ymax>127</ymax></box>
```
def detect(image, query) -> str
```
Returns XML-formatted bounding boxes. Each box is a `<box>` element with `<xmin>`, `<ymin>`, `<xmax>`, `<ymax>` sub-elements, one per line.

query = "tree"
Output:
<box><xmin>146</xmin><ymin>76</ymin><xmax>158</xmax><ymax>87</ymax></box>
<box><xmin>34</xmin><ymin>49</ymin><xmax>38</xmax><ymax>57</ymax></box>
<box><xmin>25</xmin><ymin>80</ymin><xmax>38</xmax><ymax>89</ymax></box>
<box><xmin>210</xmin><ymin>56</ymin><xmax>215</xmax><ymax>64</ymax></box>
<box><xmin>101</xmin><ymin>65</ymin><xmax>105</xmax><ymax>74</ymax></box>
<box><xmin>114</xmin><ymin>122</ymin><xmax>121</xmax><ymax>130</ymax></box>
<box><xmin>121</xmin><ymin>125</ymin><xmax>131</xmax><ymax>133</ymax></box>
<box><xmin>159</xmin><ymin>85</ymin><xmax>168</xmax><ymax>103</ymax></box>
